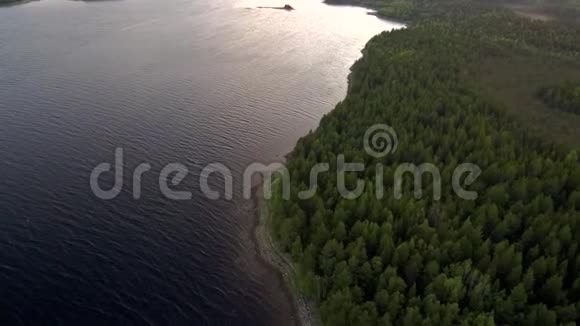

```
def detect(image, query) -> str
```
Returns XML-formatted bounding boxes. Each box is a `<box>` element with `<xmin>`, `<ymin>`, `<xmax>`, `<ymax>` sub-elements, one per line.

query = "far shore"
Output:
<box><xmin>0</xmin><ymin>0</ymin><xmax>35</xmax><ymax>6</ymax></box>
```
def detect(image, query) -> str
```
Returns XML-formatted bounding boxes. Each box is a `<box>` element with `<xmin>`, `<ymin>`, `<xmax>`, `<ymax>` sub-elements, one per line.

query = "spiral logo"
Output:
<box><xmin>364</xmin><ymin>124</ymin><xmax>398</xmax><ymax>158</ymax></box>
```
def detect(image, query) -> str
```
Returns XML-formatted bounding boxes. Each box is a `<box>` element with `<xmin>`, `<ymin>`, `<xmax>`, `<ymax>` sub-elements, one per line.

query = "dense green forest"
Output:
<box><xmin>269</xmin><ymin>7</ymin><xmax>580</xmax><ymax>326</ymax></box>
<box><xmin>539</xmin><ymin>82</ymin><xmax>580</xmax><ymax>115</ymax></box>
<box><xmin>325</xmin><ymin>0</ymin><xmax>580</xmax><ymax>22</ymax></box>
<box><xmin>326</xmin><ymin>0</ymin><xmax>474</xmax><ymax>20</ymax></box>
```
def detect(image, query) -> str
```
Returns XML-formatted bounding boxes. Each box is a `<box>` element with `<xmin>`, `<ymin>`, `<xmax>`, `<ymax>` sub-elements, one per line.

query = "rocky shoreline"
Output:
<box><xmin>251</xmin><ymin>184</ymin><xmax>319</xmax><ymax>326</ymax></box>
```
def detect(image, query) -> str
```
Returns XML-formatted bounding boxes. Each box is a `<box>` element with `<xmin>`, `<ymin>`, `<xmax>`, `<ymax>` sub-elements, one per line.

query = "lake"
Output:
<box><xmin>0</xmin><ymin>0</ymin><xmax>402</xmax><ymax>324</ymax></box>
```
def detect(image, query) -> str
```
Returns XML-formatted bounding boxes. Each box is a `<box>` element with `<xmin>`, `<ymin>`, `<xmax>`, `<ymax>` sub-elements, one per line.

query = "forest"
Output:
<box><xmin>325</xmin><ymin>0</ymin><xmax>580</xmax><ymax>22</ymax></box>
<box><xmin>269</xmin><ymin>5</ymin><xmax>580</xmax><ymax>326</ymax></box>
<box><xmin>539</xmin><ymin>82</ymin><xmax>580</xmax><ymax>115</ymax></box>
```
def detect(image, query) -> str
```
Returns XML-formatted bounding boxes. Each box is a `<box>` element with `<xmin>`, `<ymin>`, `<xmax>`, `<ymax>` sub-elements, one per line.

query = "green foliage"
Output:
<box><xmin>271</xmin><ymin>8</ymin><xmax>580</xmax><ymax>326</ymax></box>
<box><xmin>325</xmin><ymin>0</ymin><xmax>580</xmax><ymax>23</ymax></box>
<box><xmin>378</xmin><ymin>0</ymin><xmax>418</xmax><ymax>20</ymax></box>
<box><xmin>538</xmin><ymin>82</ymin><xmax>580</xmax><ymax>115</ymax></box>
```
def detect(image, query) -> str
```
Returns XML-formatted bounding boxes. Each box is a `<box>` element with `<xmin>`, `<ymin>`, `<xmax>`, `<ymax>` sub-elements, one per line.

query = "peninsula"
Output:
<box><xmin>264</xmin><ymin>0</ymin><xmax>580</xmax><ymax>325</ymax></box>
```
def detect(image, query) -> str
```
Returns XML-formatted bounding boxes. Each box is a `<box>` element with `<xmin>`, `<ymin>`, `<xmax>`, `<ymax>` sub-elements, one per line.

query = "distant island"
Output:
<box><xmin>257</xmin><ymin>4</ymin><xmax>295</xmax><ymax>11</ymax></box>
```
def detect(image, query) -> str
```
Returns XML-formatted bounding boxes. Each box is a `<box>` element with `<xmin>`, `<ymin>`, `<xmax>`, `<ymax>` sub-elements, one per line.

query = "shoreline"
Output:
<box><xmin>249</xmin><ymin>6</ymin><xmax>402</xmax><ymax>324</ymax></box>
<box><xmin>248</xmin><ymin>4</ymin><xmax>408</xmax><ymax>324</ymax></box>
<box><xmin>251</xmin><ymin>184</ymin><xmax>319</xmax><ymax>326</ymax></box>
<box><xmin>0</xmin><ymin>0</ymin><xmax>35</xmax><ymax>7</ymax></box>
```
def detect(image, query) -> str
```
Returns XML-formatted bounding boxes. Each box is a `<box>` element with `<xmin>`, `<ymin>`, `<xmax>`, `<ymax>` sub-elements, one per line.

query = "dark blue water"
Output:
<box><xmin>0</xmin><ymin>0</ymin><xmax>402</xmax><ymax>324</ymax></box>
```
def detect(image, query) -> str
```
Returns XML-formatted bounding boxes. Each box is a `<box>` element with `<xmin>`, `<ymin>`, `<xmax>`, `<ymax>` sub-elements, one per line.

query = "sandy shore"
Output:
<box><xmin>251</xmin><ymin>184</ymin><xmax>319</xmax><ymax>326</ymax></box>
